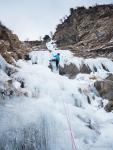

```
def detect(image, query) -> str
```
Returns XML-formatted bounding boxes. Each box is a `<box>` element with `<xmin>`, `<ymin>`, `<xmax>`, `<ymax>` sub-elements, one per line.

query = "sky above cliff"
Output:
<box><xmin>0</xmin><ymin>0</ymin><xmax>112</xmax><ymax>40</ymax></box>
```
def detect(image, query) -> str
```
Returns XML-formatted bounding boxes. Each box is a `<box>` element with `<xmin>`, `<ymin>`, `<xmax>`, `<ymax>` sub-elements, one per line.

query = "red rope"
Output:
<box><xmin>63</xmin><ymin>101</ymin><xmax>77</xmax><ymax>150</ymax></box>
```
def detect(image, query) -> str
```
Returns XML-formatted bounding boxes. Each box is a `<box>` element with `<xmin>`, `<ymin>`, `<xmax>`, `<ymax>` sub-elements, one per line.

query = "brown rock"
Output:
<box><xmin>105</xmin><ymin>101</ymin><xmax>113</xmax><ymax>112</ymax></box>
<box><xmin>94</xmin><ymin>76</ymin><xmax>113</xmax><ymax>112</ymax></box>
<box><xmin>53</xmin><ymin>4</ymin><xmax>113</xmax><ymax>58</ymax></box>
<box><xmin>0</xmin><ymin>23</ymin><xmax>30</xmax><ymax>63</ymax></box>
<box><xmin>103</xmin><ymin>91</ymin><xmax>113</xmax><ymax>101</ymax></box>
<box><xmin>106</xmin><ymin>74</ymin><xmax>113</xmax><ymax>81</ymax></box>
<box><xmin>2</xmin><ymin>52</ymin><xmax>14</xmax><ymax>64</ymax></box>
<box><xmin>59</xmin><ymin>63</ymin><xmax>92</xmax><ymax>78</ymax></box>
<box><xmin>94</xmin><ymin>80</ymin><xmax>113</xmax><ymax>97</ymax></box>
<box><xmin>0</xmin><ymin>40</ymin><xmax>10</xmax><ymax>52</ymax></box>
<box><xmin>80</xmin><ymin>64</ymin><xmax>91</xmax><ymax>74</ymax></box>
<box><xmin>59</xmin><ymin>63</ymin><xmax>79</xmax><ymax>78</ymax></box>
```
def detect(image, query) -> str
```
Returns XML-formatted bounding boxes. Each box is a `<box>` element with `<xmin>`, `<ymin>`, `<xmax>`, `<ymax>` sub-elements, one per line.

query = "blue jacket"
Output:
<box><xmin>54</xmin><ymin>54</ymin><xmax>60</xmax><ymax>61</ymax></box>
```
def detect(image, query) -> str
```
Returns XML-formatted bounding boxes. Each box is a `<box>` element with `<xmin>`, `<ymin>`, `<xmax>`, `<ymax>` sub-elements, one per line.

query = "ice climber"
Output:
<box><xmin>49</xmin><ymin>52</ymin><xmax>60</xmax><ymax>70</ymax></box>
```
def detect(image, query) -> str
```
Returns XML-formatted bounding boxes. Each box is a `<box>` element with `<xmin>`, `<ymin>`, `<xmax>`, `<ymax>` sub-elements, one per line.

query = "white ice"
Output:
<box><xmin>0</xmin><ymin>41</ymin><xmax>113</xmax><ymax>150</ymax></box>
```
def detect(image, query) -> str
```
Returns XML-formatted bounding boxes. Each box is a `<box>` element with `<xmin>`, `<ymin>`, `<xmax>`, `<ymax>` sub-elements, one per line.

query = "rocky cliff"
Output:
<box><xmin>53</xmin><ymin>4</ymin><xmax>113</xmax><ymax>58</ymax></box>
<box><xmin>24</xmin><ymin>40</ymin><xmax>47</xmax><ymax>50</ymax></box>
<box><xmin>0</xmin><ymin>22</ymin><xmax>30</xmax><ymax>63</ymax></box>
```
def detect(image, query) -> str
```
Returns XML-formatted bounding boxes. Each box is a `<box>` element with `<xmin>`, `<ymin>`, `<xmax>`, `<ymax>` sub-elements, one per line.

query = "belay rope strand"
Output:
<box><xmin>48</xmin><ymin>48</ymin><xmax>77</xmax><ymax>149</ymax></box>
<box><xmin>62</xmin><ymin>100</ymin><xmax>77</xmax><ymax>150</ymax></box>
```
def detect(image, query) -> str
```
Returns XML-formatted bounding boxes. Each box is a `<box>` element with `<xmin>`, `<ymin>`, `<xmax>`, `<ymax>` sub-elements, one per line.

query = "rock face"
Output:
<box><xmin>94</xmin><ymin>74</ymin><xmax>113</xmax><ymax>112</ymax></box>
<box><xmin>24</xmin><ymin>40</ymin><xmax>47</xmax><ymax>50</ymax></box>
<box><xmin>54</xmin><ymin>4</ymin><xmax>113</xmax><ymax>58</ymax></box>
<box><xmin>59</xmin><ymin>63</ymin><xmax>91</xmax><ymax>78</ymax></box>
<box><xmin>0</xmin><ymin>22</ymin><xmax>30</xmax><ymax>63</ymax></box>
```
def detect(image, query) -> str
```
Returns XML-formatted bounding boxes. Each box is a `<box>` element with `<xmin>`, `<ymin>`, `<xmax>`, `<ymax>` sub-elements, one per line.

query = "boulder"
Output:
<box><xmin>103</xmin><ymin>91</ymin><xmax>113</xmax><ymax>101</ymax></box>
<box><xmin>59</xmin><ymin>63</ymin><xmax>79</xmax><ymax>78</ymax></box>
<box><xmin>94</xmin><ymin>80</ymin><xmax>113</xmax><ymax>97</ymax></box>
<box><xmin>59</xmin><ymin>63</ymin><xmax>91</xmax><ymax>78</ymax></box>
<box><xmin>105</xmin><ymin>101</ymin><xmax>113</xmax><ymax>112</ymax></box>
<box><xmin>94</xmin><ymin>79</ymin><xmax>113</xmax><ymax>112</ymax></box>
<box><xmin>106</xmin><ymin>74</ymin><xmax>113</xmax><ymax>81</ymax></box>
<box><xmin>80</xmin><ymin>64</ymin><xmax>91</xmax><ymax>74</ymax></box>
